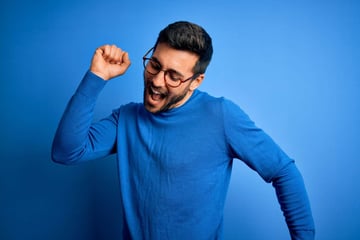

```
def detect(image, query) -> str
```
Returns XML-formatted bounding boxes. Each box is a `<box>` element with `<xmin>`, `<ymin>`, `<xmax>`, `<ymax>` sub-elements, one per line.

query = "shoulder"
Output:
<box><xmin>120</xmin><ymin>102</ymin><xmax>142</xmax><ymax>110</ymax></box>
<box><xmin>195</xmin><ymin>90</ymin><xmax>247</xmax><ymax>116</ymax></box>
<box><xmin>112</xmin><ymin>102</ymin><xmax>143</xmax><ymax>116</ymax></box>
<box><xmin>192</xmin><ymin>90</ymin><xmax>224</xmax><ymax>110</ymax></box>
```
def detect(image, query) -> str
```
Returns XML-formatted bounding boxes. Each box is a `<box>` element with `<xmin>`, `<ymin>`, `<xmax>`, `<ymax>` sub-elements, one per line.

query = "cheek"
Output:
<box><xmin>168</xmin><ymin>85</ymin><xmax>189</xmax><ymax>99</ymax></box>
<box><xmin>143</xmin><ymin>73</ymin><xmax>151</xmax><ymax>86</ymax></box>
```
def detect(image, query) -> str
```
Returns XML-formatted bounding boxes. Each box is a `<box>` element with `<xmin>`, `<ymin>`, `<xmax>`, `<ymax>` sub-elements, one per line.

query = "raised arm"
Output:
<box><xmin>51</xmin><ymin>45</ymin><xmax>131</xmax><ymax>164</ymax></box>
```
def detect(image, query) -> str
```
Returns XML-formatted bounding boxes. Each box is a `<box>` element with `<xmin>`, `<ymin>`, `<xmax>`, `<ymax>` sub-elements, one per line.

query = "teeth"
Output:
<box><xmin>151</xmin><ymin>87</ymin><xmax>162</xmax><ymax>95</ymax></box>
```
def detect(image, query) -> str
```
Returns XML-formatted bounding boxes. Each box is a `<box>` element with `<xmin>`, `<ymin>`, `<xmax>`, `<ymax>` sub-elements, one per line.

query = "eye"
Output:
<box><xmin>167</xmin><ymin>71</ymin><xmax>182</xmax><ymax>82</ymax></box>
<box><xmin>150</xmin><ymin>60</ymin><xmax>161</xmax><ymax>71</ymax></box>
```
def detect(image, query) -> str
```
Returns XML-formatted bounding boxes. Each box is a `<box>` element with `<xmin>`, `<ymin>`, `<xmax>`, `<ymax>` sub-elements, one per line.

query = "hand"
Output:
<box><xmin>90</xmin><ymin>45</ymin><xmax>131</xmax><ymax>80</ymax></box>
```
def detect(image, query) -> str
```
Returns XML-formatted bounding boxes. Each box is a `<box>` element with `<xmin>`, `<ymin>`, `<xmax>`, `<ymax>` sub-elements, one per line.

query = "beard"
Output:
<box><xmin>143</xmin><ymin>80</ymin><xmax>191</xmax><ymax>114</ymax></box>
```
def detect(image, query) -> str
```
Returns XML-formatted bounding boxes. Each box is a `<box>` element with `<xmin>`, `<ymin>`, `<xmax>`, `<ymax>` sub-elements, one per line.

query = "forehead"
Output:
<box><xmin>152</xmin><ymin>43</ymin><xmax>199</xmax><ymax>73</ymax></box>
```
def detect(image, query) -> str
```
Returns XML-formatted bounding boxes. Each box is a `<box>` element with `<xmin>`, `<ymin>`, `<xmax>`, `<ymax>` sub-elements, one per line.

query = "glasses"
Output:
<box><xmin>143</xmin><ymin>47</ymin><xmax>199</xmax><ymax>88</ymax></box>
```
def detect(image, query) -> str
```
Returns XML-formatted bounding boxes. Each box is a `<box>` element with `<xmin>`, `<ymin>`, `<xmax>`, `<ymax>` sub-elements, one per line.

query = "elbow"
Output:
<box><xmin>51</xmin><ymin>151</ymin><xmax>76</xmax><ymax>165</ymax></box>
<box><xmin>51</xmin><ymin>145</ymin><xmax>82</xmax><ymax>165</ymax></box>
<box><xmin>51</xmin><ymin>154</ymin><xmax>71</xmax><ymax>165</ymax></box>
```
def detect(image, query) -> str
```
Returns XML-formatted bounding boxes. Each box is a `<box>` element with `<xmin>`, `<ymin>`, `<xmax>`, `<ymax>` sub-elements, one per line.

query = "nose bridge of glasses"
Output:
<box><xmin>145</xmin><ymin>60</ymin><xmax>170</xmax><ymax>84</ymax></box>
<box><xmin>151</xmin><ymin>68</ymin><xmax>167</xmax><ymax>87</ymax></box>
<box><xmin>144</xmin><ymin>57</ymin><xmax>184</xmax><ymax>87</ymax></box>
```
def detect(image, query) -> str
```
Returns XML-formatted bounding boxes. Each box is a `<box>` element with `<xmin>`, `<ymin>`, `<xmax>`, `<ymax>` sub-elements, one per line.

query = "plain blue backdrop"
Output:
<box><xmin>1</xmin><ymin>0</ymin><xmax>359</xmax><ymax>239</ymax></box>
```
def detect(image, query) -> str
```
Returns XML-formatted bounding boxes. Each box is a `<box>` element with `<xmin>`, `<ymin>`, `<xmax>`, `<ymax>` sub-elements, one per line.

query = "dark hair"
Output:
<box><xmin>154</xmin><ymin>21</ymin><xmax>213</xmax><ymax>74</ymax></box>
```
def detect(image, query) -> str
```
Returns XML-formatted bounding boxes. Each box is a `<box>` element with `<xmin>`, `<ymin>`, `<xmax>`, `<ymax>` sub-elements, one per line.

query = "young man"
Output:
<box><xmin>52</xmin><ymin>21</ymin><xmax>315</xmax><ymax>239</ymax></box>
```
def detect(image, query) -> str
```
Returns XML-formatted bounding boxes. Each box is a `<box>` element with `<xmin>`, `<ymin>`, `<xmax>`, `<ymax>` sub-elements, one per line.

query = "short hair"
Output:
<box><xmin>154</xmin><ymin>21</ymin><xmax>213</xmax><ymax>74</ymax></box>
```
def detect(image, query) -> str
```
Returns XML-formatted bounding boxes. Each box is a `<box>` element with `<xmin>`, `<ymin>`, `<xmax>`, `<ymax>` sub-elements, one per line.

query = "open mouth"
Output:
<box><xmin>149</xmin><ymin>86</ymin><xmax>167</xmax><ymax>101</ymax></box>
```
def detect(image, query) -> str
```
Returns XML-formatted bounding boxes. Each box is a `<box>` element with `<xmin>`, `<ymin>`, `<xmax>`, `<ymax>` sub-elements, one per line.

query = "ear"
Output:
<box><xmin>189</xmin><ymin>74</ymin><xmax>205</xmax><ymax>91</ymax></box>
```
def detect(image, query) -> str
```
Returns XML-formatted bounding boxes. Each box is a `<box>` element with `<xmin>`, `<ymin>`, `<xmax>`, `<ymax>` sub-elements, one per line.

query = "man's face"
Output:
<box><xmin>143</xmin><ymin>43</ymin><xmax>204</xmax><ymax>113</ymax></box>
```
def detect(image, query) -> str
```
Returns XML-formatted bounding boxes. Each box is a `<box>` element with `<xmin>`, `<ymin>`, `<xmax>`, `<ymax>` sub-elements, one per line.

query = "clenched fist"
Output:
<box><xmin>90</xmin><ymin>45</ymin><xmax>131</xmax><ymax>80</ymax></box>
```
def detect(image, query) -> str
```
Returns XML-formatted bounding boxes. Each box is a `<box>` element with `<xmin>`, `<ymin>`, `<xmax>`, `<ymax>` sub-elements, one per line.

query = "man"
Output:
<box><xmin>52</xmin><ymin>21</ymin><xmax>315</xmax><ymax>239</ymax></box>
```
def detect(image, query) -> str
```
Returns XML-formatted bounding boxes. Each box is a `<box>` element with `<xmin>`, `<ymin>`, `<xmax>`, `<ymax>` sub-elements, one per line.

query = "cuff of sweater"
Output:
<box><xmin>75</xmin><ymin>70</ymin><xmax>107</xmax><ymax>98</ymax></box>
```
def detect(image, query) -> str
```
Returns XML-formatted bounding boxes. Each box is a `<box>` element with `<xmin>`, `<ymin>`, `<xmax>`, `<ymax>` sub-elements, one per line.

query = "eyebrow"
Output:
<box><xmin>151</xmin><ymin>56</ymin><xmax>185</xmax><ymax>78</ymax></box>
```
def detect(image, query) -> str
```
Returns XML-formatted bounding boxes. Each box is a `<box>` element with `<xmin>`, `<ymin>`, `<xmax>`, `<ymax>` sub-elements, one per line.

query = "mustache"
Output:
<box><xmin>146</xmin><ymin>82</ymin><xmax>168</xmax><ymax>97</ymax></box>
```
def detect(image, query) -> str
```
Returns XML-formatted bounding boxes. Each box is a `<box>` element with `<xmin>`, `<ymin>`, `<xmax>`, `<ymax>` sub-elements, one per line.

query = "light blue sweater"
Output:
<box><xmin>52</xmin><ymin>71</ymin><xmax>315</xmax><ymax>239</ymax></box>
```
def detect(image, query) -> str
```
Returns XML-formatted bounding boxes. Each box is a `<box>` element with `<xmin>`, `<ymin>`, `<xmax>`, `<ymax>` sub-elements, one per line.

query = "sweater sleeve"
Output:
<box><xmin>51</xmin><ymin>71</ymin><xmax>118</xmax><ymax>164</ymax></box>
<box><xmin>222</xmin><ymin>99</ymin><xmax>315</xmax><ymax>239</ymax></box>
<box><xmin>273</xmin><ymin>162</ymin><xmax>315</xmax><ymax>239</ymax></box>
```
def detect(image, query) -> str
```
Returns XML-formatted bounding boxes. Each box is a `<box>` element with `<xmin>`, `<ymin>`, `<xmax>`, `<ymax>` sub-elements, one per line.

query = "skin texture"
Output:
<box><xmin>90</xmin><ymin>43</ymin><xmax>204</xmax><ymax>113</ymax></box>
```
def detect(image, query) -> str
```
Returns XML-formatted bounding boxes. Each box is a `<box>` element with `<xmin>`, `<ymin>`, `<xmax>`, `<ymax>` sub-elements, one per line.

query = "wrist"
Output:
<box><xmin>75</xmin><ymin>71</ymin><xmax>107</xmax><ymax>98</ymax></box>
<box><xmin>90</xmin><ymin>69</ymin><xmax>109</xmax><ymax>81</ymax></box>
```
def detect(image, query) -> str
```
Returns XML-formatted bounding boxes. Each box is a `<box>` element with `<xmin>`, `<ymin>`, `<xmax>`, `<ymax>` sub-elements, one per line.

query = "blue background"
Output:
<box><xmin>1</xmin><ymin>0</ymin><xmax>359</xmax><ymax>239</ymax></box>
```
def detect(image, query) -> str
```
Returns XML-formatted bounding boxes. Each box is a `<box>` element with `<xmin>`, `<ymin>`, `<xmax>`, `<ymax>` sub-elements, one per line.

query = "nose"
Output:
<box><xmin>151</xmin><ymin>70</ymin><xmax>166</xmax><ymax>88</ymax></box>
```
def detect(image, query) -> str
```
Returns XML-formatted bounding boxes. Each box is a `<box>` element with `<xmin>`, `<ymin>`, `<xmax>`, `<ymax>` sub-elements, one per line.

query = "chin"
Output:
<box><xmin>143</xmin><ymin>101</ymin><xmax>160</xmax><ymax>114</ymax></box>
<box><xmin>144</xmin><ymin>105</ymin><xmax>157</xmax><ymax>113</ymax></box>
